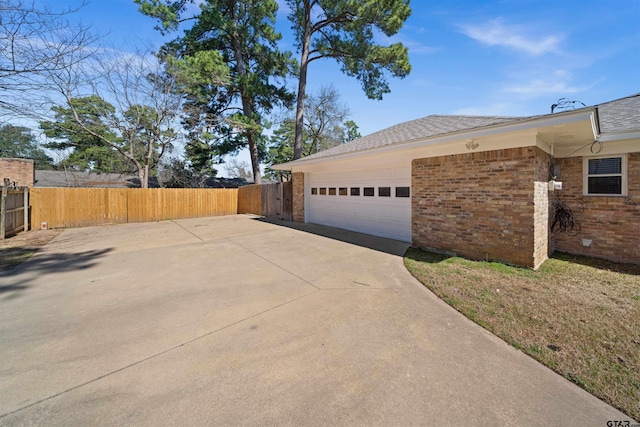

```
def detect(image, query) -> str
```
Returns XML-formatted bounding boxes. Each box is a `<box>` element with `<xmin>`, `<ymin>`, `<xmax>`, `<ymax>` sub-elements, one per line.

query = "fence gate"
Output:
<box><xmin>238</xmin><ymin>182</ymin><xmax>293</xmax><ymax>221</ymax></box>
<box><xmin>281</xmin><ymin>181</ymin><xmax>292</xmax><ymax>221</ymax></box>
<box><xmin>1</xmin><ymin>186</ymin><xmax>29</xmax><ymax>239</ymax></box>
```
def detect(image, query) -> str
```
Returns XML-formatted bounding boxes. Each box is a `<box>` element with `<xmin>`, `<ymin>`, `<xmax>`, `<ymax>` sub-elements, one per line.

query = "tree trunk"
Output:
<box><xmin>138</xmin><ymin>167</ymin><xmax>147</xmax><ymax>189</ymax></box>
<box><xmin>246</xmin><ymin>129</ymin><xmax>262</xmax><ymax>184</ymax></box>
<box><xmin>130</xmin><ymin>156</ymin><xmax>147</xmax><ymax>188</ymax></box>
<box><xmin>293</xmin><ymin>1</ymin><xmax>312</xmax><ymax>161</ymax></box>
<box><xmin>230</xmin><ymin>3</ymin><xmax>262</xmax><ymax>184</ymax></box>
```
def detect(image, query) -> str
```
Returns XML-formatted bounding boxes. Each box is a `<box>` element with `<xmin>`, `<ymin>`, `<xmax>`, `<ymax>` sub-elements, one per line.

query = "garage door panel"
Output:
<box><xmin>307</xmin><ymin>166</ymin><xmax>411</xmax><ymax>242</ymax></box>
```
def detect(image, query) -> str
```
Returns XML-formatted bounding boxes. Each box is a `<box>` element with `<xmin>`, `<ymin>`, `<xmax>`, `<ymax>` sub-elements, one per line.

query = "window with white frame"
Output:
<box><xmin>583</xmin><ymin>155</ymin><xmax>627</xmax><ymax>196</ymax></box>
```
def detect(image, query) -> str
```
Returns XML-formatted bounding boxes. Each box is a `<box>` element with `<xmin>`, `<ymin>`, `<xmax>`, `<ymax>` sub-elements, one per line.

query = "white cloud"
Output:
<box><xmin>452</xmin><ymin>103</ymin><xmax>513</xmax><ymax>116</ymax></box>
<box><xmin>503</xmin><ymin>70</ymin><xmax>592</xmax><ymax>96</ymax></box>
<box><xmin>459</xmin><ymin>18</ymin><xmax>561</xmax><ymax>56</ymax></box>
<box><xmin>374</xmin><ymin>31</ymin><xmax>438</xmax><ymax>55</ymax></box>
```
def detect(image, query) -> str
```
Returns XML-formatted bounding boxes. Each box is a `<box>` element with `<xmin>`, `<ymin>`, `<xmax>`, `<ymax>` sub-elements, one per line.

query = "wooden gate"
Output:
<box><xmin>238</xmin><ymin>182</ymin><xmax>292</xmax><ymax>221</ymax></box>
<box><xmin>281</xmin><ymin>181</ymin><xmax>292</xmax><ymax>222</ymax></box>
<box><xmin>1</xmin><ymin>187</ymin><xmax>29</xmax><ymax>239</ymax></box>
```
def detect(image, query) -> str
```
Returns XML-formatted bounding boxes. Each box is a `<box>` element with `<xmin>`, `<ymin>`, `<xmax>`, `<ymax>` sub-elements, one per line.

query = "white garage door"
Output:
<box><xmin>306</xmin><ymin>165</ymin><xmax>411</xmax><ymax>242</ymax></box>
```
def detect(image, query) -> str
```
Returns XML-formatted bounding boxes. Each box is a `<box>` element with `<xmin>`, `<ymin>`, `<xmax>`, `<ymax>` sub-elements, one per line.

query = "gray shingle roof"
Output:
<box><xmin>281</xmin><ymin>93</ymin><xmax>638</xmax><ymax>166</ymax></box>
<box><xmin>297</xmin><ymin>114</ymin><xmax>529</xmax><ymax>162</ymax></box>
<box><xmin>596</xmin><ymin>93</ymin><xmax>640</xmax><ymax>134</ymax></box>
<box><xmin>35</xmin><ymin>170</ymin><xmax>140</xmax><ymax>188</ymax></box>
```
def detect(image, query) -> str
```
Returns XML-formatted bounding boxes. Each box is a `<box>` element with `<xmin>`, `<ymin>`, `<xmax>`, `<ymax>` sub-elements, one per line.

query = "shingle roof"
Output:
<box><xmin>35</xmin><ymin>170</ymin><xmax>141</xmax><ymax>188</ymax></box>
<box><xmin>280</xmin><ymin>93</ymin><xmax>638</xmax><ymax>166</ymax></box>
<box><xmin>296</xmin><ymin>114</ymin><xmax>529</xmax><ymax>162</ymax></box>
<box><xmin>596</xmin><ymin>93</ymin><xmax>640</xmax><ymax>134</ymax></box>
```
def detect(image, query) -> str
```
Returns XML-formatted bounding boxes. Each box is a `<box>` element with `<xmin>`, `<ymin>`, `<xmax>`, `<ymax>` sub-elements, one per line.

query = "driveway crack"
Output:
<box><xmin>225</xmin><ymin>237</ymin><xmax>321</xmax><ymax>291</ymax></box>
<box><xmin>171</xmin><ymin>220</ymin><xmax>204</xmax><ymax>242</ymax></box>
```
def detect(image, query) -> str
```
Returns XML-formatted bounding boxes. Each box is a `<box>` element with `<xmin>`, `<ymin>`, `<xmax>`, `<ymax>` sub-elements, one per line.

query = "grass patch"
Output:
<box><xmin>0</xmin><ymin>230</ymin><xmax>61</xmax><ymax>271</ymax></box>
<box><xmin>405</xmin><ymin>248</ymin><xmax>640</xmax><ymax>420</ymax></box>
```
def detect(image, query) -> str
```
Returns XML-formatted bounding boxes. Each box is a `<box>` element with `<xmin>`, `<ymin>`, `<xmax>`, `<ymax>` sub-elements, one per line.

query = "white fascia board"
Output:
<box><xmin>273</xmin><ymin>109</ymin><xmax>596</xmax><ymax>171</ymax></box>
<box><xmin>554</xmin><ymin>138</ymin><xmax>640</xmax><ymax>158</ymax></box>
<box><xmin>598</xmin><ymin>130</ymin><xmax>640</xmax><ymax>142</ymax></box>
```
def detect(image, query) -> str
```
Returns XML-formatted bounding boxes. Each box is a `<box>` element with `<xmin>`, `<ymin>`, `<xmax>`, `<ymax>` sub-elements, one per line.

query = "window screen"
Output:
<box><xmin>586</xmin><ymin>157</ymin><xmax>624</xmax><ymax>195</ymax></box>
<box><xmin>588</xmin><ymin>157</ymin><xmax>621</xmax><ymax>175</ymax></box>
<box><xmin>588</xmin><ymin>176</ymin><xmax>622</xmax><ymax>195</ymax></box>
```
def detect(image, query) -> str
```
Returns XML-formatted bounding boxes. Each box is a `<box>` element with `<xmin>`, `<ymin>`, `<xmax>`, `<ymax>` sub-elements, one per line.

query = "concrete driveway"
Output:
<box><xmin>0</xmin><ymin>215</ymin><xmax>630</xmax><ymax>425</ymax></box>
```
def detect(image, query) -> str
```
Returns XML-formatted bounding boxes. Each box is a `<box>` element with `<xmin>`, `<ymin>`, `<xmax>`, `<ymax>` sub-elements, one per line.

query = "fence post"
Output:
<box><xmin>1</xmin><ymin>186</ymin><xmax>6</xmax><ymax>240</ymax></box>
<box><xmin>23</xmin><ymin>187</ymin><xmax>29</xmax><ymax>232</ymax></box>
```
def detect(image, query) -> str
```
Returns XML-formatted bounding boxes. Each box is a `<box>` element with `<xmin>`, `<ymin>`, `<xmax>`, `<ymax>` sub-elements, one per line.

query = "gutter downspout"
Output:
<box><xmin>592</xmin><ymin>106</ymin><xmax>601</xmax><ymax>140</ymax></box>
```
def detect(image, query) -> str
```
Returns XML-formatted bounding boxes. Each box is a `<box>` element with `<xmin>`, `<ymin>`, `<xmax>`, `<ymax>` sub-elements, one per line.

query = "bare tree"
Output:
<box><xmin>158</xmin><ymin>157</ymin><xmax>211</xmax><ymax>188</ymax></box>
<box><xmin>0</xmin><ymin>0</ymin><xmax>98</xmax><ymax>117</ymax></box>
<box><xmin>224</xmin><ymin>158</ymin><xmax>253</xmax><ymax>181</ymax></box>
<box><xmin>42</xmin><ymin>50</ymin><xmax>184</xmax><ymax>188</ymax></box>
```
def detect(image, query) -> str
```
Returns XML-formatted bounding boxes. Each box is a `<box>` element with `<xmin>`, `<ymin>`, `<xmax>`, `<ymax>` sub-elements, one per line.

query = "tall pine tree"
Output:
<box><xmin>286</xmin><ymin>0</ymin><xmax>411</xmax><ymax>159</ymax></box>
<box><xmin>136</xmin><ymin>0</ymin><xmax>294</xmax><ymax>184</ymax></box>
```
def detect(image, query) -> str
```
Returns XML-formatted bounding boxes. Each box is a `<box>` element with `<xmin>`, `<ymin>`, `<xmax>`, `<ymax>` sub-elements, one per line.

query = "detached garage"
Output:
<box><xmin>274</xmin><ymin>94</ymin><xmax>640</xmax><ymax>268</ymax></box>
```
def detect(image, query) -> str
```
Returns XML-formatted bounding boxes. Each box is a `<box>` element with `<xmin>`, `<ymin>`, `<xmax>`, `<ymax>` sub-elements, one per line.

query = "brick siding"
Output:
<box><xmin>552</xmin><ymin>152</ymin><xmax>640</xmax><ymax>264</ymax></box>
<box><xmin>412</xmin><ymin>147</ymin><xmax>549</xmax><ymax>268</ymax></box>
<box><xmin>292</xmin><ymin>172</ymin><xmax>304</xmax><ymax>223</ymax></box>
<box><xmin>0</xmin><ymin>158</ymin><xmax>35</xmax><ymax>187</ymax></box>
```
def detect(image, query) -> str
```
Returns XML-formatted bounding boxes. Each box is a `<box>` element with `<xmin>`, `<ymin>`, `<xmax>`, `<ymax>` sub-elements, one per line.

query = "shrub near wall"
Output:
<box><xmin>412</xmin><ymin>147</ymin><xmax>550</xmax><ymax>269</ymax></box>
<box><xmin>553</xmin><ymin>152</ymin><xmax>640</xmax><ymax>264</ymax></box>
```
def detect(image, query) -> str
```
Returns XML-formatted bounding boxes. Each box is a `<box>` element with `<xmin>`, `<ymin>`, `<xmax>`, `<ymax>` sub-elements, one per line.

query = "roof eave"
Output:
<box><xmin>273</xmin><ymin>108</ymin><xmax>596</xmax><ymax>171</ymax></box>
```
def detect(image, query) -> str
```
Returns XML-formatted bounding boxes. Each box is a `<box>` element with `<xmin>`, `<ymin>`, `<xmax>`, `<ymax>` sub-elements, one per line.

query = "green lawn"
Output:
<box><xmin>404</xmin><ymin>248</ymin><xmax>640</xmax><ymax>420</ymax></box>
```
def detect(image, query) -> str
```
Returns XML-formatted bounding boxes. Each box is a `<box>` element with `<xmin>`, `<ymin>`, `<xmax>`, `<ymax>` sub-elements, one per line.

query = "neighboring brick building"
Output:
<box><xmin>274</xmin><ymin>93</ymin><xmax>640</xmax><ymax>268</ymax></box>
<box><xmin>0</xmin><ymin>158</ymin><xmax>35</xmax><ymax>187</ymax></box>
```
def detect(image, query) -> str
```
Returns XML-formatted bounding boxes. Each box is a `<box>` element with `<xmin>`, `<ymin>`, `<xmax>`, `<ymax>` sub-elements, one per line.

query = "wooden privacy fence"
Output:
<box><xmin>1</xmin><ymin>186</ymin><xmax>29</xmax><ymax>239</ymax></box>
<box><xmin>238</xmin><ymin>182</ymin><xmax>292</xmax><ymax>221</ymax></box>
<box><xmin>30</xmin><ymin>188</ymin><xmax>238</xmax><ymax>229</ymax></box>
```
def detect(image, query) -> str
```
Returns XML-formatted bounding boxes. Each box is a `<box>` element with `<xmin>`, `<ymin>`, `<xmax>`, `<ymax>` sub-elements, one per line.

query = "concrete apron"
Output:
<box><xmin>0</xmin><ymin>215</ymin><xmax>631</xmax><ymax>425</ymax></box>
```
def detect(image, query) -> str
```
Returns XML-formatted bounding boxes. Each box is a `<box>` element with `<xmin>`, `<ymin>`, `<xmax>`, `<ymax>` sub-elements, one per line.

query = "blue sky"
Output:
<box><xmin>39</xmin><ymin>0</ymin><xmax>640</xmax><ymax>171</ymax></box>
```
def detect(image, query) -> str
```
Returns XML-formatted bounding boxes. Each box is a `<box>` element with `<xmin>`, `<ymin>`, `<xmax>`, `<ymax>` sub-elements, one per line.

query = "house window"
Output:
<box><xmin>378</xmin><ymin>187</ymin><xmax>391</xmax><ymax>197</ymax></box>
<box><xmin>311</xmin><ymin>188</ymin><xmax>317</xmax><ymax>195</ymax></box>
<box><xmin>363</xmin><ymin>187</ymin><xmax>374</xmax><ymax>197</ymax></box>
<box><xmin>350</xmin><ymin>187</ymin><xmax>360</xmax><ymax>196</ymax></box>
<box><xmin>584</xmin><ymin>155</ymin><xmax>627</xmax><ymax>196</ymax></box>
<box><xmin>339</xmin><ymin>187</ymin><xmax>348</xmax><ymax>196</ymax></box>
<box><xmin>319</xmin><ymin>187</ymin><xmax>327</xmax><ymax>195</ymax></box>
<box><xmin>396</xmin><ymin>187</ymin><xmax>410</xmax><ymax>198</ymax></box>
<box><xmin>328</xmin><ymin>187</ymin><xmax>337</xmax><ymax>195</ymax></box>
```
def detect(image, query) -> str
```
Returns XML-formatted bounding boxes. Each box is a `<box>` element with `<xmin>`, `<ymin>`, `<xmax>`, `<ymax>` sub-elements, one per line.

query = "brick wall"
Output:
<box><xmin>0</xmin><ymin>158</ymin><xmax>35</xmax><ymax>187</ymax></box>
<box><xmin>292</xmin><ymin>172</ymin><xmax>304</xmax><ymax>223</ymax></box>
<box><xmin>412</xmin><ymin>147</ymin><xmax>549</xmax><ymax>268</ymax></box>
<box><xmin>552</xmin><ymin>152</ymin><xmax>640</xmax><ymax>264</ymax></box>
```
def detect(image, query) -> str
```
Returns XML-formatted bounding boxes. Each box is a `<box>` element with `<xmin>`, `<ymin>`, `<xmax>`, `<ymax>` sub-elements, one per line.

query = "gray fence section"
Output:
<box><xmin>1</xmin><ymin>187</ymin><xmax>29</xmax><ymax>239</ymax></box>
